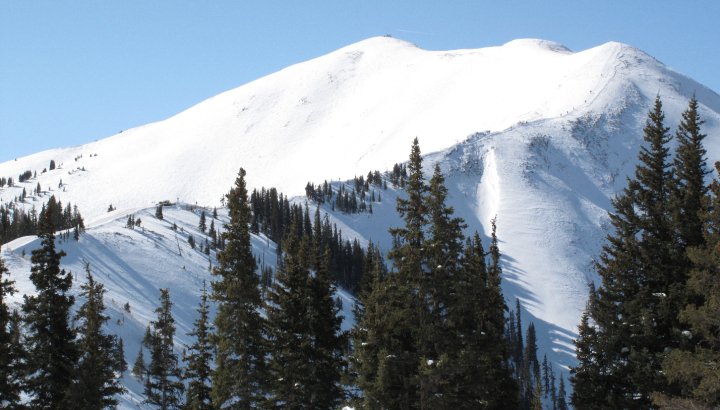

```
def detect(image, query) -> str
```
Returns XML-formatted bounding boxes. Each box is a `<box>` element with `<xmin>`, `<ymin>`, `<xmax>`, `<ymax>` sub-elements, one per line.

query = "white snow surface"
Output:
<box><xmin>2</xmin><ymin>36</ymin><xmax>720</xmax><ymax>405</ymax></box>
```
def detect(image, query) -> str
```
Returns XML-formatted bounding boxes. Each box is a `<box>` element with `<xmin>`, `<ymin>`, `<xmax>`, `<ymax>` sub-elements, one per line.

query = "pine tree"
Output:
<box><xmin>22</xmin><ymin>201</ymin><xmax>78</xmax><ymax>408</ymax></box>
<box><xmin>658</xmin><ymin>161</ymin><xmax>720</xmax><ymax>408</ymax></box>
<box><xmin>557</xmin><ymin>374</ymin><xmax>568</xmax><ymax>410</ymax></box>
<box><xmin>199</xmin><ymin>211</ymin><xmax>207</xmax><ymax>233</ymax></box>
<box><xmin>671</xmin><ymin>96</ymin><xmax>708</xmax><ymax>249</ymax></box>
<box><xmin>0</xmin><ymin>257</ymin><xmax>21</xmax><ymax>405</ymax></box>
<box><xmin>378</xmin><ymin>137</ymin><xmax>427</xmax><ymax>408</ymax></box>
<box><xmin>266</xmin><ymin>233</ymin><xmax>345</xmax><ymax>408</ymax></box>
<box><xmin>183</xmin><ymin>283</ymin><xmax>214</xmax><ymax>410</ymax></box>
<box><xmin>573</xmin><ymin>96</ymin><xmax>684</xmax><ymax>407</ymax></box>
<box><xmin>145</xmin><ymin>288</ymin><xmax>184</xmax><ymax>409</ymax></box>
<box><xmin>132</xmin><ymin>346</ymin><xmax>146</xmax><ymax>379</ymax></box>
<box><xmin>156</xmin><ymin>205</ymin><xmax>164</xmax><ymax>220</ymax></box>
<box><xmin>414</xmin><ymin>164</ymin><xmax>467</xmax><ymax>408</ymax></box>
<box><xmin>306</xmin><ymin>247</ymin><xmax>346</xmax><ymax>408</ymax></box>
<box><xmin>570</xmin><ymin>288</ymin><xmax>605</xmax><ymax>409</ymax></box>
<box><xmin>452</xmin><ymin>231</ymin><xmax>517</xmax><ymax>408</ymax></box>
<box><xmin>211</xmin><ymin>168</ymin><xmax>267</xmax><ymax>408</ymax></box>
<box><xmin>67</xmin><ymin>264</ymin><xmax>125</xmax><ymax>408</ymax></box>
<box><xmin>350</xmin><ymin>242</ymin><xmax>391</xmax><ymax>409</ymax></box>
<box><xmin>115</xmin><ymin>337</ymin><xmax>127</xmax><ymax>375</ymax></box>
<box><xmin>542</xmin><ymin>354</ymin><xmax>550</xmax><ymax>398</ymax></box>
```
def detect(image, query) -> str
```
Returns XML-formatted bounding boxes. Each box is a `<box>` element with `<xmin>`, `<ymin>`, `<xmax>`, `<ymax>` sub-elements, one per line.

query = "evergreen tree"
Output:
<box><xmin>266</xmin><ymin>234</ymin><xmax>345</xmax><ymax>408</ymax></box>
<box><xmin>145</xmin><ymin>288</ymin><xmax>184</xmax><ymax>410</ymax></box>
<box><xmin>306</xmin><ymin>247</ymin><xmax>346</xmax><ymax>408</ymax></box>
<box><xmin>132</xmin><ymin>346</ymin><xmax>146</xmax><ymax>379</ymax></box>
<box><xmin>67</xmin><ymin>264</ymin><xmax>125</xmax><ymax>408</ymax></box>
<box><xmin>22</xmin><ymin>202</ymin><xmax>77</xmax><ymax>408</ymax></box>
<box><xmin>211</xmin><ymin>168</ymin><xmax>267</xmax><ymax>408</ymax></box>
<box><xmin>183</xmin><ymin>284</ymin><xmax>214</xmax><ymax>410</ymax></box>
<box><xmin>199</xmin><ymin>211</ymin><xmax>207</xmax><ymax>233</ymax></box>
<box><xmin>156</xmin><ymin>205</ymin><xmax>164</xmax><ymax>220</ymax></box>
<box><xmin>573</xmin><ymin>96</ymin><xmax>684</xmax><ymax>407</ymax></box>
<box><xmin>377</xmin><ymin>137</ymin><xmax>427</xmax><ymax>408</ymax></box>
<box><xmin>557</xmin><ymin>374</ymin><xmax>568</xmax><ymax>410</ymax></box>
<box><xmin>350</xmin><ymin>243</ymin><xmax>390</xmax><ymax>409</ymax></box>
<box><xmin>570</xmin><ymin>286</ymin><xmax>605</xmax><ymax>409</ymax></box>
<box><xmin>671</xmin><ymin>96</ymin><xmax>708</xmax><ymax>249</ymax></box>
<box><xmin>453</xmin><ymin>231</ymin><xmax>517</xmax><ymax>409</ymax></box>
<box><xmin>115</xmin><ymin>337</ymin><xmax>127</xmax><ymax>375</ymax></box>
<box><xmin>0</xmin><ymin>257</ymin><xmax>21</xmax><ymax>406</ymax></box>
<box><xmin>659</xmin><ymin>161</ymin><xmax>720</xmax><ymax>408</ymax></box>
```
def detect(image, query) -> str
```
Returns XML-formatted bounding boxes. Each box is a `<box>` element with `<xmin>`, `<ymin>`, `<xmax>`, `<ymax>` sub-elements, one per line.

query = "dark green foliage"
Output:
<box><xmin>0</xmin><ymin>196</ymin><xmax>84</xmax><ymax>245</ymax></box>
<box><xmin>211</xmin><ymin>168</ymin><xmax>267</xmax><ymax>408</ymax></box>
<box><xmin>659</xmin><ymin>161</ymin><xmax>720</xmax><ymax>408</ymax></box>
<box><xmin>249</xmin><ymin>186</ymin><xmax>369</xmax><ymax>292</ymax></box>
<box><xmin>67</xmin><ymin>264</ymin><xmax>125</xmax><ymax>408</ymax></box>
<box><xmin>144</xmin><ymin>288</ymin><xmax>184</xmax><ymax>409</ymax></box>
<box><xmin>572</xmin><ymin>97</ymin><xmax>705</xmax><ymax>407</ymax></box>
<box><xmin>266</xmin><ymin>233</ymin><xmax>346</xmax><ymax>408</ymax></box>
<box><xmin>22</xmin><ymin>201</ymin><xmax>77</xmax><ymax>408</ymax></box>
<box><xmin>352</xmin><ymin>139</ymin><xmax>517</xmax><ymax>409</ymax></box>
<box><xmin>306</xmin><ymin>247</ymin><xmax>347</xmax><ymax>408</ymax></box>
<box><xmin>198</xmin><ymin>211</ymin><xmax>206</xmax><ymax>233</ymax></box>
<box><xmin>570</xmin><ymin>286</ymin><xmax>606</xmax><ymax>409</ymax></box>
<box><xmin>671</xmin><ymin>96</ymin><xmax>708</xmax><ymax>249</ymax></box>
<box><xmin>183</xmin><ymin>284</ymin><xmax>214</xmax><ymax>410</ymax></box>
<box><xmin>557</xmin><ymin>374</ymin><xmax>568</xmax><ymax>410</ymax></box>
<box><xmin>115</xmin><ymin>337</ymin><xmax>127</xmax><ymax>375</ymax></box>
<box><xmin>0</xmin><ymin>257</ymin><xmax>22</xmax><ymax>405</ymax></box>
<box><xmin>132</xmin><ymin>346</ymin><xmax>146</xmax><ymax>379</ymax></box>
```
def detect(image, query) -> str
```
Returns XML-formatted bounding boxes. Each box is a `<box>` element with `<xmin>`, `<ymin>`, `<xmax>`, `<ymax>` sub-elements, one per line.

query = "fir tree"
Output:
<box><xmin>266</xmin><ymin>234</ymin><xmax>345</xmax><ymax>408</ymax></box>
<box><xmin>658</xmin><ymin>161</ymin><xmax>720</xmax><ymax>408</ymax></box>
<box><xmin>557</xmin><ymin>374</ymin><xmax>568</xmax><ymax>410</ymax></box>
<box><xmin>378</xmin><ymin>137</ymin><xmax>427</xmax><ymax>408</ymax></box>
<box><xmin>671</xmin><ymin>96</ymin><xmax>708</xmax><ymax>249</ymax></box>
<box><xmin>183</xmin><ymin>283</ymin><xmax>214</xmax><ymax>410</ymax></box>
<box><xmin>306</xmin><ymin>247</ymin><xmax>346</xmax><ymax>408</ymax></box>
<box><xmin>211</xmin><ymin>168</ymin><xmax>267</xmax><ymax>408</ymax></box>
<box><xmin>132</xmin><ymin>346</ymin><xmax>146</xmax><ymax>379</ymax></box>
<box><xmin>145</xmin><ymin>288</ymin><xmax>184</xmax><ymax>410</ymax></box>
<box><xmin>570</xmin><ymin>285</ymin><xmax>605</xmax><ymax>409</ymax></box>
<box><xmin>573</xmin><ymin>96</ymin><xmax>684</xmax><ymax>407</ymax></box>
<box><xmin>115</xmin><ymin>337</ymin><xmax>127</xmax><ymax>375</ymax></box>
<box><xmin>199</xmin><ymin>210</ymin><xmax>207</xmax><ymax>233</ymax></box>
<box><xmin>67</xmin><ymin>264</ymin><xmax>125</xmax><ymax>408</ymax></box>
<box><xmin>0</xmin><ymin>257</ymin><xmax>21</xmax><ymax>406</ymax></box>
<box><xmin>22</xmin><ymin>202</ymin><xmax>77</xmax><ymax>408</ymax></box>
<box><xmin>453</xmin><ymin>231</ymin><xmax>517</xmax><ymax>408</ymax></box>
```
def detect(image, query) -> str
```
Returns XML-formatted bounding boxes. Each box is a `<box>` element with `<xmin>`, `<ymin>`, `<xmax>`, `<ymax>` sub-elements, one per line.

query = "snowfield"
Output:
<box><xmin>2</xmin><ymin>36</ymin><xmax>720</xmax><ymax>406</ymax></box>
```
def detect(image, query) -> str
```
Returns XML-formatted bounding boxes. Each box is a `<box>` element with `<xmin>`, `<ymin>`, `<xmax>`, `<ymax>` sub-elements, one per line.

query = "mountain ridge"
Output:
<box><xmin>2</xmin><ymin>37</ymin><xmax>720</xmax><ymax>406</ymax></box>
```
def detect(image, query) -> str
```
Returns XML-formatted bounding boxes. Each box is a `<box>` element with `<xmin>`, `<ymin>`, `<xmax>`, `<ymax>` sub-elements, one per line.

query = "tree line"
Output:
<box><xmin>1</xmin><ymin>141</ymin><xmax>571</xmax><ymax>409</ymax></box>
<box><xmin>1</xmin><ymin>196</ymin><xmax>85</xmax><ymax>245</ymax></box>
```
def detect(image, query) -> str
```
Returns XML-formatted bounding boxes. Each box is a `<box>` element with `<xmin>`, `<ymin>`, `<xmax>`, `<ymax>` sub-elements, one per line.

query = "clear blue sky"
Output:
<box><xmin>1</xmin><ymin>1</ymin><xmax>718</xmax><ymax>162</ymax></box>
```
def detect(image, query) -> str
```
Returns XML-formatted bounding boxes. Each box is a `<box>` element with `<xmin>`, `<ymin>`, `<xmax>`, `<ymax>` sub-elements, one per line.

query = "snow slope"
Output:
<box><xmin>1</xmin><ymin>205</ymin><xmax>355</xmax><ymax>407</ymax></box>
<box><xmin>2</xmin><ymin>36</ymin><xmax>720</xmax><ymax>403</ymax></box>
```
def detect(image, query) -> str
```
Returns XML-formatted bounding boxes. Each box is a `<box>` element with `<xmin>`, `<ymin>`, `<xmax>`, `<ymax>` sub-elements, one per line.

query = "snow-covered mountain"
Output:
<box><xmin>2</xmin><ymin>36</ymin><xmax>720</xmax><ymax>406</ymax></box>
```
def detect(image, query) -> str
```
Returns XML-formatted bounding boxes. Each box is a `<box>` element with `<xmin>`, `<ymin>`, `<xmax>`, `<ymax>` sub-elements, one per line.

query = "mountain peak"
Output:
<box><xmin>501</xmin><ymin>38</ymin><xmax>573</xmax><ymax>54</ymax></box>
<box><xmin>340</xmin><ymin>35</ymin><xmax>418</xmax><ymax>52</ymax></box>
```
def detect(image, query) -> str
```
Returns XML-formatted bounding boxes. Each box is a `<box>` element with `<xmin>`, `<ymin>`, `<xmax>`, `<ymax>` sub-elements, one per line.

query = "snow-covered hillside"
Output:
<box><xmin>1</xmin><ymin>204</ymin><xmax>355</xmax><ymax>407</ymax></box>
<box><xmin>2</xmin><ymin>36</ymin><xmax>720</xmax><ymax>405</ymax></box>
